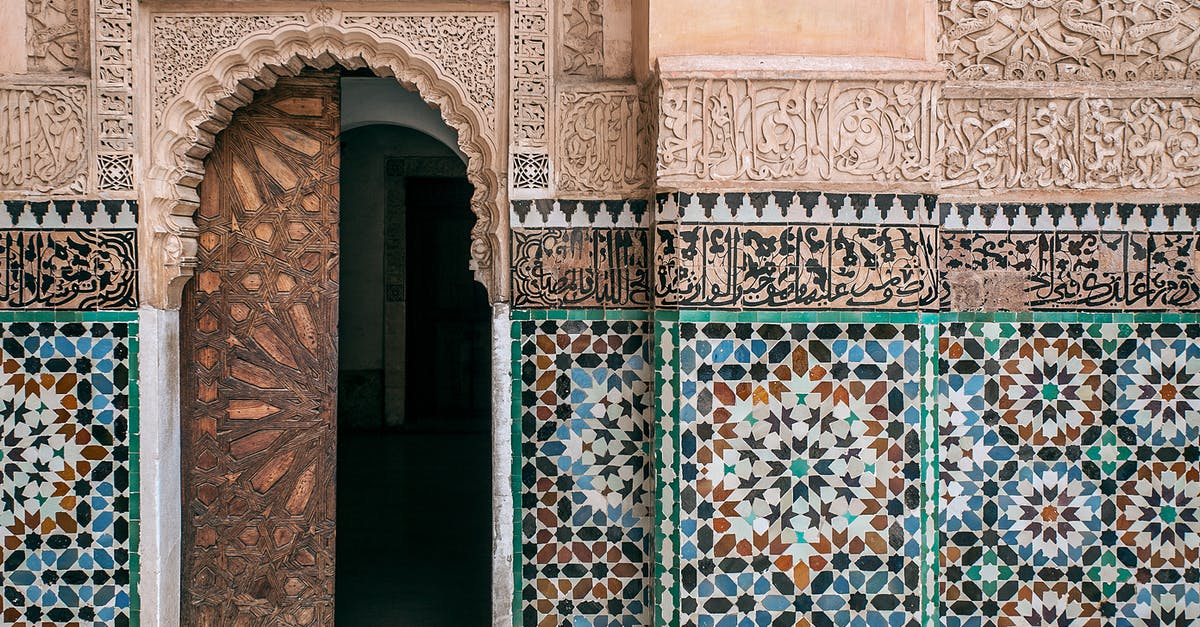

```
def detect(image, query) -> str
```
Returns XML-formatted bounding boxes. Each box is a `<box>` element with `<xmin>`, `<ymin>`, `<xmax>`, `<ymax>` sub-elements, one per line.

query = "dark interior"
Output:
<box><xmin>334</xmin><ymin>123</ymin><xmax>492</xmax><ymax>625</ymax></box>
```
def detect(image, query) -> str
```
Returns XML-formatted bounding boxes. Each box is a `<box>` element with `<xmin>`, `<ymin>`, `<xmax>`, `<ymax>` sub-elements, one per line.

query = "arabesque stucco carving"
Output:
<box><xmin>939</xmin><ymin>0</ymin><xmax>1200</xmax><ymax>81</ymax></box>
<box><xmin>144</xmin><ymin>8</ymin><xmax>504</xmax><ymax>309</ymax></box>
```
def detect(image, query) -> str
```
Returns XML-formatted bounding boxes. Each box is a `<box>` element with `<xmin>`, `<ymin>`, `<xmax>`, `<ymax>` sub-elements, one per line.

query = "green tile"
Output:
<box><xmin>707</xmin><ymin>310</ymin><xmax>741</xmax><ymax>323</ymax></box>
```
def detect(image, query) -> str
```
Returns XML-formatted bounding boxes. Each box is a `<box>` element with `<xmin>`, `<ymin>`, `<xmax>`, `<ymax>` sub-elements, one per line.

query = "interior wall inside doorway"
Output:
<box><xmin>338</xmin><ymin>124</ymin><xmax>468</xmax><ymax>429</ymax></box>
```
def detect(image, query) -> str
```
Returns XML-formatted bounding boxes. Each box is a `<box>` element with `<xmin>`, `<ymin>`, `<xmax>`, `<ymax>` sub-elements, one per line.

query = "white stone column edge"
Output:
<box><xmin>491</xmin><ymin>303</ymin><xmax>515</xmax><ymax>626</ymax></box>
<box><xmin>137</xmin><ymin>307</ymin><xmax>182</xmax><ymax>626</ymax></box>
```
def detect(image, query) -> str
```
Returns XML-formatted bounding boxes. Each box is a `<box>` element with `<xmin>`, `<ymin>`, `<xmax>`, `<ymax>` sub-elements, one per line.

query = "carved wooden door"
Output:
<box><xmin>182</xmin><ymin>74</ymin><xmax>340</xmax><ymax>625</ymax></box>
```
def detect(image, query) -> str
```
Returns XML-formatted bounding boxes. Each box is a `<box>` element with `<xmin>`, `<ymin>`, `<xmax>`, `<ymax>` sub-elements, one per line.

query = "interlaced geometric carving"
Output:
<box><xmin>510</xmin><ymin>0</ymin><xmax>552</xmax><ymax>191</ymax></box>
<box><xmin>98</xmin><ymin>153</ymin><xmax>134</xmax><ymax>191</ymax></box>
<box><xmin>95</xmin><ymin>0</ymin><xmax>134</xmax><ymax>189</ymax></box>
<box><xmin>181</xmin><ymin>75</ymin><xmax>340</xmax><ymax>625</ymax></box>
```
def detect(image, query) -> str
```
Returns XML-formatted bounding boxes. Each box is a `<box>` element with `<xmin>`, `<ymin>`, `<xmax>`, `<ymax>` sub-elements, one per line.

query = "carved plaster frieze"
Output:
<box><xmin>656</xmin><ymin>76</ymin><xmax>938</xmax><ymax>189</ymax></box>
<box><xmin>151</xmin><ymin>14</ymin><xmax>307</xmax><ymax>122</ymax></box>
<box><xmin>940</xmin><ymin>93</ymin><xmax>1200</xmax><ymax>191</ymax></box>
<box><xmin>0</xmin><ymin>84</ymin><xmax>88</xmax><ymax>194</ymax></box>
<box><xmin>557</xmin><ymin>85</ymin><xmax>650</xmax><ymax>195</ymax></box>
<box><xmin>95</xmin><ymin>0</ymin><xmax>134</xmax><ymax>191</ymax></box>
<box><xmin>511</xmin><ymin>0</ymin><xmax>552</xmax><ymax>191</ymax></box>
<box><xmin>26</xmin><ymin>0</ymin><xmax>87</xmax><ymax>73</ymax></box>
<box><xmin>145</xmin><ymin>10</ymin><xmax>504</xmax><ymax>309</ymax></box>
<box><xmin>939</xmin><ymin>0</ymin><xmax>1200</xmax><ymax>81</ymax></box>
<box><xmin>560</xmin><ymin>0</ymin><xmax>602</xmax><ymax>77</ymax></box>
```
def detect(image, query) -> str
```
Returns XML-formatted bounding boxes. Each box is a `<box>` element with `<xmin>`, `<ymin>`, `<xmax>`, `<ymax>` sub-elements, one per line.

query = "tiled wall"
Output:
<box><xmin>513</xmin><ymin>195</ymin><xmax>1200</xmax><ymax>626</ymax></box>
<box><xmin>511</xmin><ymin>200</ymin><xmax>650</xmax><ymax>308</ymax></box>
<box><xmin>644</xmin><ymin>310</ymin><xmax>1200</xmax><ymax>625</ymax></box>
<box><xmin>512</xmin><ymin>311</ymin><xmax>654</xmax><ymax>626</ymax></box>
<box><xmin>939</xmin><ymin>313</ymin><xmax>1200</xmax><ymax>625</ymax></box>
<box><xmin>1</xmin><ymin>200</ymin><xmax>139</xmax><ymax>310</ymax></box>
<box><xmin>0</xmin><ymin>312</ymin><xmax>140</xmax><ymax>626</ymax></box>
<box><xmin>654</xmin><ymin>311</ymin><xmax>939</xmax><ymax>626</ymax></box>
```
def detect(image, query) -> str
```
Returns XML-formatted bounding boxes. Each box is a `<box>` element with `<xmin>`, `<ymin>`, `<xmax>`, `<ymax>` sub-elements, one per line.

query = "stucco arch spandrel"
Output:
<box><xmin>143</xmin><ymin>14</ymin><xmax>507</xmax><ymax>309</ymax></box>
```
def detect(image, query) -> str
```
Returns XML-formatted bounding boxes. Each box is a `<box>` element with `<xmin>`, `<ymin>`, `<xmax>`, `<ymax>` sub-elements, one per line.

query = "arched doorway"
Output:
<box><xmin>180</xmin><ymin>71</ymin><xmax>491</xmax><ymax>625</ymax></box>
<box><xmin>335</xmin><ymin>116</ymin><xmax>491</xmax><ymax>623</ymax></box>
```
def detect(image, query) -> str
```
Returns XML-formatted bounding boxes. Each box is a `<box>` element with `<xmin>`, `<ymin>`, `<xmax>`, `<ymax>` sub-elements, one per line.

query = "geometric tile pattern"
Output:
<box><xmin>669</xmin><ymin>314</ymin><xmax>935</xmax><ymax>627</ymax></box>
<box><xmin>653</xmin><ymin>316</ymin><xmax>681</xmax><ymax>627</ymax></box>
<box><xmin>940</xmin><ymin>314</ymin><xmax>1200</xmax><ymax>626</ymax></box>
<box><xmin>0</xmin><ymin>313</ymin><xmax>139</xmax><ymax>626</ymax></box>
<box><xmin>513</xmin><ymin>313</ymin><xmax>652</xmax><ymax>626</ymax></box>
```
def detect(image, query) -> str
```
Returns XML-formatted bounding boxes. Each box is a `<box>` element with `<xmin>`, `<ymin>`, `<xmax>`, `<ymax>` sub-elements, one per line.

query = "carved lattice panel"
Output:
<box><xmin>181</xmin><ymin>74</ymin><xmax>340</xmax><ymax>625</ymax></box>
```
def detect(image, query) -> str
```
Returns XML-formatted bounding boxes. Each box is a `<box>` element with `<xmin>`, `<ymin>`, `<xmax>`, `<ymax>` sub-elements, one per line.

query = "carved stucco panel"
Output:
<box><xmin>511</xmin><ymin>0</ymin><xmax>552</xmax><ymax>191</ymax></box>
<box><xmin>145</xmin><ymin>11</ymin><xmax>505</xmax><ymax>309</ymax></box>
<box><xmin>939</xmin><ymin>0</ymin><xmax>1200</xmax><ymax>81</ymax></box>
<box><xmin>152</xmin><ymin>13</ymin><xmax>497</xmax><ymax>131</ymax></box>
<box><xmin>657</xmin><ymin>77</ymin><xmax>938</xmax><ymax>188</ymax></box>
<box><xmin>151</xmin><ymin>15</ymin><xmax>307</xmax><ymax>122</ymax></box>
<box><xmin>341</xmin><ymin>14</ymin><xmax>498</xmax><ymax>130</ymax></box>
<box><xmin>560</xmin><ymin>0</ymin><xmax>603</xmax><ymax>77</ymax></box>
<box><xmin>26</xmin><ymin>0</ymin><xmax>87</xmax><ymax>74</ymax></box>
<box><xmin>95</xmin><ymin>0</ymin><xmax>135</xmax><ymax>192</ymax></box>
<box><xmin>939</xmin><ymin>94</ymin><xmax>1200</xmax><ymax>190</ymax></box>
<box><xmin>557</xmin><ymin>86</ymin><xmax>649</xmax><ymax>195</ymax></box>
<box><xmin>0</xmin><ymin>84</ymin><xmax>88</xmax><ymax>194</ymax></box>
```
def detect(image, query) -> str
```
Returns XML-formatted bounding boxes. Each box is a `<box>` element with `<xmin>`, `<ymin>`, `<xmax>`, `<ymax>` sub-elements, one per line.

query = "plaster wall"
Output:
<box><xmin>0</xmin><ymin>3</ymin><xmax>28</xmax><ymax>74</ymax></box>
<box><xmin>645</xmin><ymin>0</ymin><xmax>930</xmax><ymax>63</ymax></box>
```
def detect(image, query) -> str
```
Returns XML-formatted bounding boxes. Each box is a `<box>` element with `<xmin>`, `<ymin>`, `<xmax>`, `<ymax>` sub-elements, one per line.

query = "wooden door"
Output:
<box><xmin>182</xmin><ymin>74</ymin><xmax>340</xmax><ymax>625</ymax></box>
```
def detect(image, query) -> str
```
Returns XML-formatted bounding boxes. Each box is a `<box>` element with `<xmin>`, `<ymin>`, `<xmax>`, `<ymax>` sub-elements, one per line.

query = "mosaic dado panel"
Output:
<box><xmin>0</xmin><ymin>201</ymin><xmax>138</xmax><ymax>311</ymax></box>
<box><xmin>654</xmin><ymin>311</ymin><xmax>939</xmax><ymax>627</ymax></box>
<box><xmin>512</xmin><ymin>313</ymin><xmax>653</xmax><ymax>626</ymax></box>
<box><xmin>0</xmin><ymin>312</ymin><xmax>140</xmax><ymax>626</ymax></box>
<box><xmin>940</xmin><ymin>313</ymin><xmax>1200</xmax><ymax>625</ymax></box>
<box><xmin>651</xmin><ymin>193</ymin><xmax>1200</xmax><ymax>312</ymax></box>
<box><xmin>642</xmin><ymin>310</ymin><xmax>1200</xmax><ymax>625</ymax></box>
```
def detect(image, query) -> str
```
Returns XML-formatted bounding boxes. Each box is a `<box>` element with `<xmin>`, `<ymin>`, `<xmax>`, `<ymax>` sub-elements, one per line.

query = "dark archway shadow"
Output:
<box><xmin>335</xmin><ymin>124</ymin><xmax>492</xmax><ymax>625</ymax></box>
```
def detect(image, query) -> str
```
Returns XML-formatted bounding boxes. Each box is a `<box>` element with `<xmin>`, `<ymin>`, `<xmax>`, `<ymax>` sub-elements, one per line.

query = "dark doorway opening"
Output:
<box><xmin>335</xmin><ymin>124</ymin><xmax>492</xmax><ymax>625</ymax></box>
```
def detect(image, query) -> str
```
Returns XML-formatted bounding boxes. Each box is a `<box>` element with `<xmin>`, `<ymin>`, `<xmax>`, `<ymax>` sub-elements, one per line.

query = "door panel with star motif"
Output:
<box><xmin>181</xmin><ymin>73</ymin><xmax>340</xmax><ymax>626</ymax></box>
